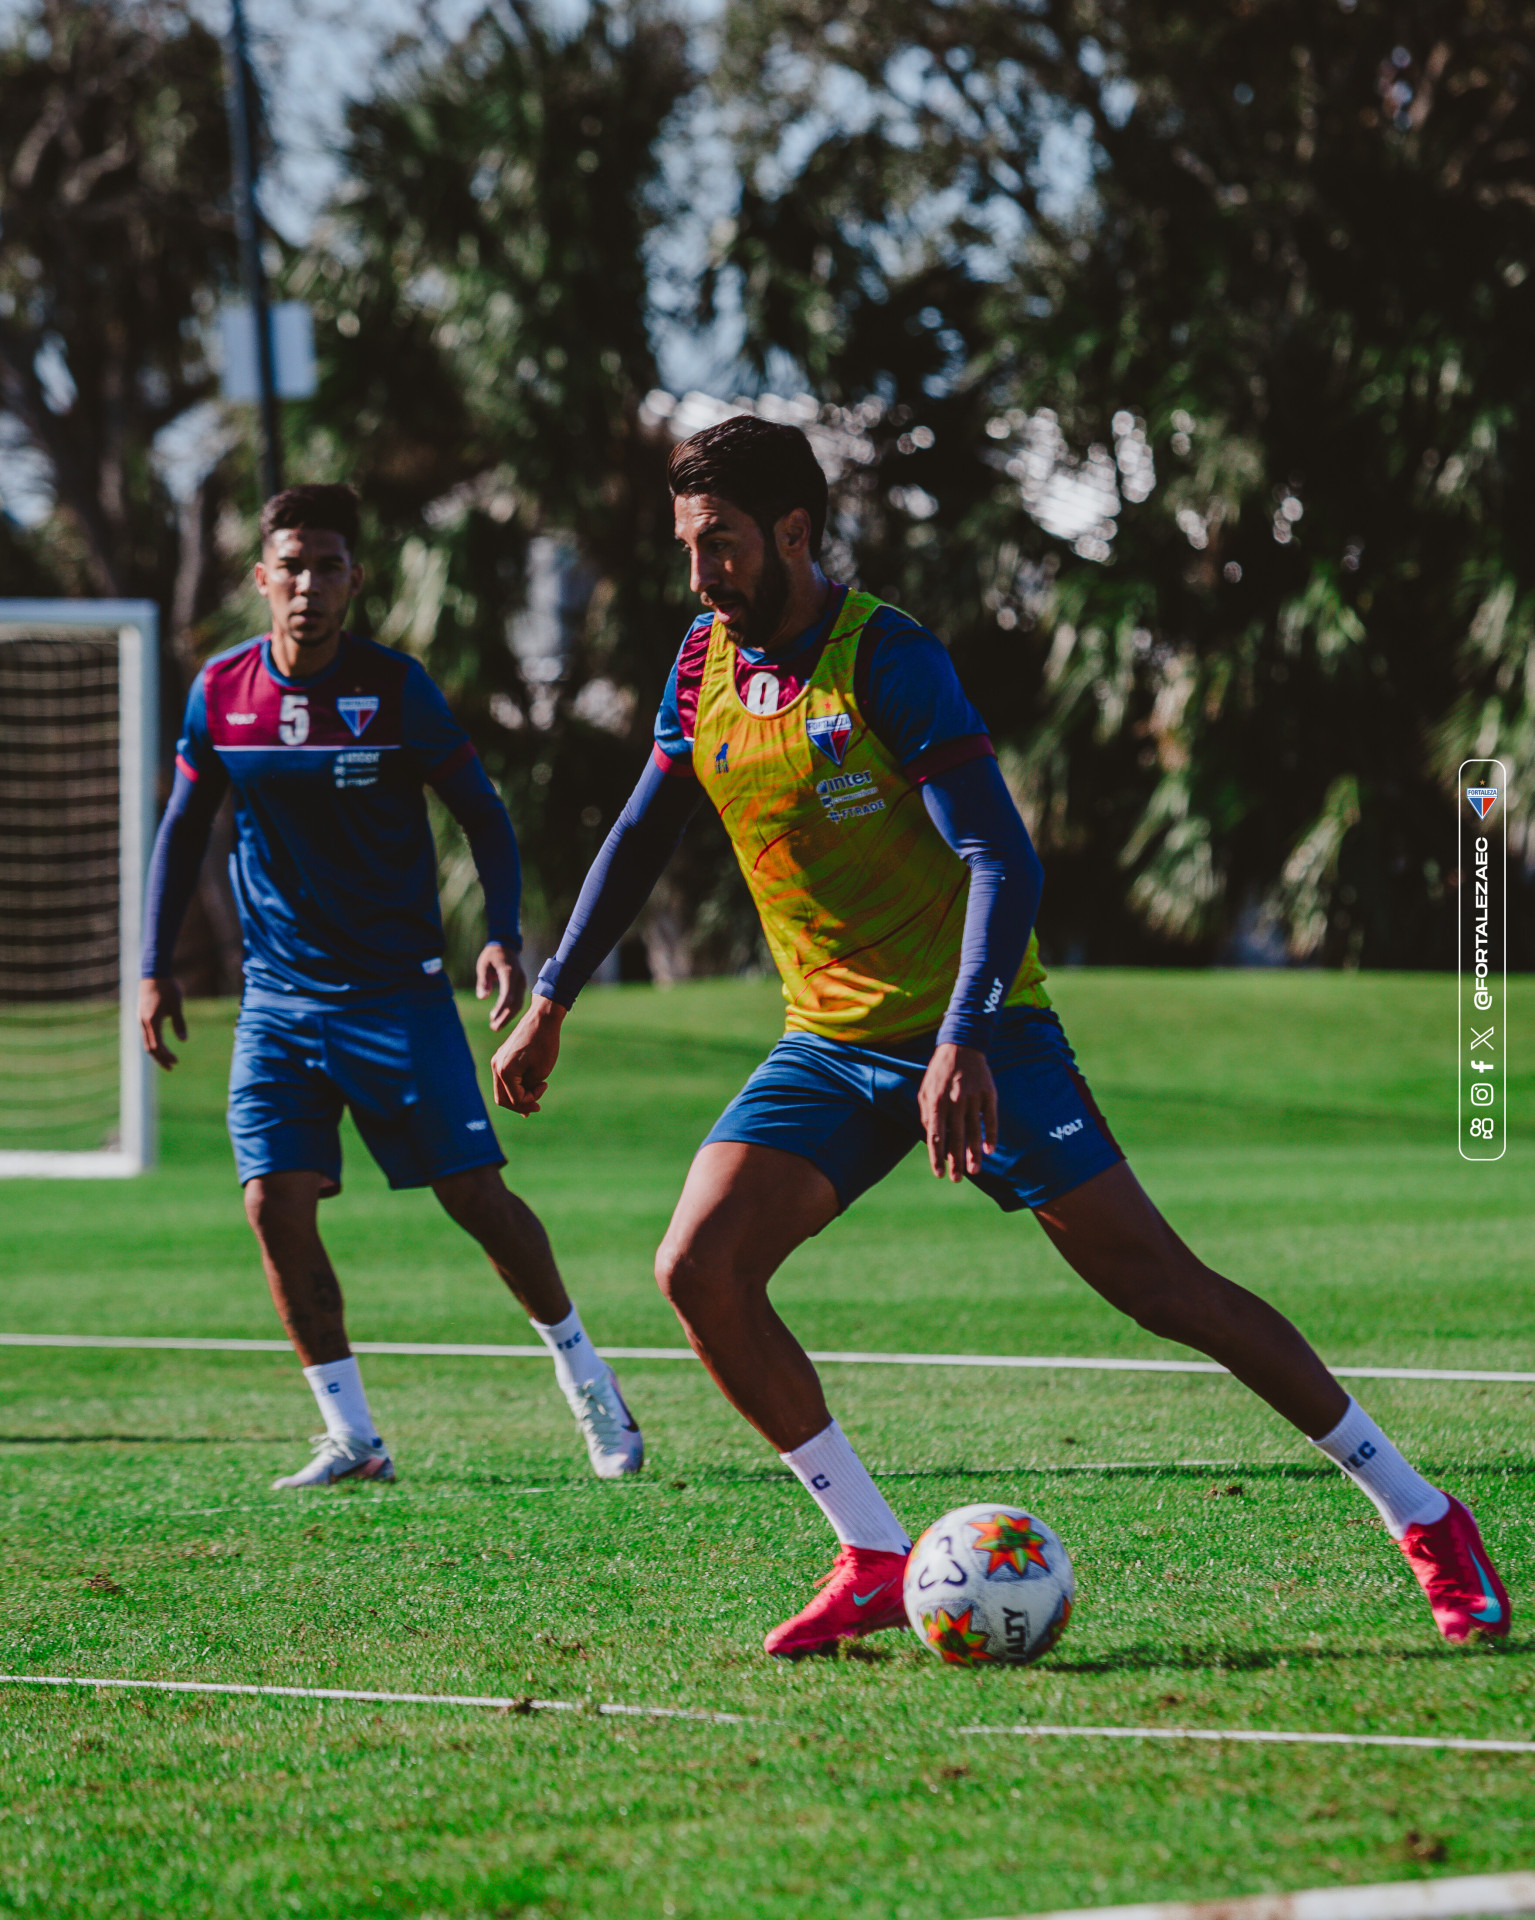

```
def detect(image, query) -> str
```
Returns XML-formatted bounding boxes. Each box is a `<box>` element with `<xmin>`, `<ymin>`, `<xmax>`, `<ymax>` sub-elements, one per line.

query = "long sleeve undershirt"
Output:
<box><xmin>534</xmin><ymin>752</ymin><xmax>1044</xmax><ymax>1051</ymax></box>
<box><xmin>140</xmin><ymin>754</ymin><xmax>523</xmax><ymax>979</ymax></box>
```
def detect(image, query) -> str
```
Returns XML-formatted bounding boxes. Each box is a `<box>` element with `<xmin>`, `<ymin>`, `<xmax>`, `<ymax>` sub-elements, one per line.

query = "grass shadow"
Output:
<box><xmin>1044</xmin><ymin>1638</ymin><xmax>1535</xmax><ymax>1676</ymax></box>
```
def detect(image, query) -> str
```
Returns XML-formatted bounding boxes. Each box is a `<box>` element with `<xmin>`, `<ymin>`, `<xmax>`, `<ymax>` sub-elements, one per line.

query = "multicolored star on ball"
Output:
<box><xmin>922</xmin><ymin>1605</ymin><xmax>995</xmax><ymax>1666</ymax></box>
<box><xmin>969</xmin><ymin>1511</ymin><xmax>1050</xmax><ymax>1578</ymax></box>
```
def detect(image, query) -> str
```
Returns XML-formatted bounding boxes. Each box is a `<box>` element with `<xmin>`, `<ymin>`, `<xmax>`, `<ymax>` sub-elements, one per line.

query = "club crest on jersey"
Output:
<box><xmin>337</xmin><ymin>695</ymin><xmax>380</xmax><ymax>738</ymax></box>
<box><xmin>806</xmin><ymin>711</ymin><xmax>853</xmax><ymax>767</ymax></box>
<box><xmin>1467</xmin><ymin>786</ymin><xmax>1499</xmax><ymax>820</ymax></box>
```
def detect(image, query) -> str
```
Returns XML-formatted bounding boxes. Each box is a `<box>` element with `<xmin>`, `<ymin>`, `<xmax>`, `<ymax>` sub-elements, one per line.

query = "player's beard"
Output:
<box><xmin>710</xmin><ymin>538</ymin><xmax>792</xmax><ymax>652</ymax></box>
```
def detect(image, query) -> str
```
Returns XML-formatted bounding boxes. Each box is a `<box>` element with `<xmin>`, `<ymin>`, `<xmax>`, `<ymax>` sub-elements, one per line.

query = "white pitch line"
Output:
<box><xmin>2</xmin><ymin>1332</ymin><xmax>1534</xmax><ymax>1385</ymax></box>
<box><xmin>962</xmin><ymin>1722</ymin><xmax>1535</xmax><ymax>1756</ymax></box>
<box><xmin>973</xmin><ymin>1869</ymin><xmax>1535</xmax><ymax>1920</ymax></box>
<box><xmin>0</xmin><ymin>1673</ymin><xmax>747</xmax><ymax>1723</ymax></box>
<box><xmin>5</xmin><ymin>1678</ymin><xmax>1531</xmax><ymax>1762</ymax></box>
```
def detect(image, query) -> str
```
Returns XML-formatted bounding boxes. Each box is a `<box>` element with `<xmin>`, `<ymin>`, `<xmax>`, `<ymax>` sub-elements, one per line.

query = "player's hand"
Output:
<box><xmin>138</xmin><ymin>976</ymin><xmax>187</xmax><ymax>1071</ymax></box>
<box><xmin>475</xmin><ymin>941</ymin><xmax>526</xmax><ymax>1032</ymax></box>
<box><xmin>491</xmin><ymin>995</ymin><xmax>565</xmax><ymax>1114</ymax></box>
<box><xmin>918</xmin><ymin>1042</ymin><xmax>998</xmax><ymax>1183</ymax></box>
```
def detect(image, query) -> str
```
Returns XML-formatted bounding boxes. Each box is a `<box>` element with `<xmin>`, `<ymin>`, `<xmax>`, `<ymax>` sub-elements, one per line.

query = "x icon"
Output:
<box><xmin>1471</xmin><ymin>1026</ymin><xmax>1495</xmax><ymax>1051</ymax></box>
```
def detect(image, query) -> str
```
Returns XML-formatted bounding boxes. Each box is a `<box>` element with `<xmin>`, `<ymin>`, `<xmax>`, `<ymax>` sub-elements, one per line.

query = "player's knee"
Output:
<box><xmin>655</xmin><ymin>1238</ymin><xmax>735</xmax><ymax>1322</ymax></box>
<box><xmin>654</xmin><ymin>1238</ymin><xmax>694</xmax><ymax>1310</ymax></box>
<box><xmin>1125</xmin><ymin>1285</ymin><xmax>1189</xmax><ymax>1342</ymax></box>
<box><xmin>1117</xmin><ymin>1257</ymin><xmax>1222</xmax><ymax>1343</ymax></box>
<box><xmin>242</xmin><ymin>1177</ymin><xmax>277</xmax><ymax>1238</ymax></box>
<box><xmin>433</xmin><ymin>1167</ymin><xmax>505</xmax><ymax>1234</ymax></box>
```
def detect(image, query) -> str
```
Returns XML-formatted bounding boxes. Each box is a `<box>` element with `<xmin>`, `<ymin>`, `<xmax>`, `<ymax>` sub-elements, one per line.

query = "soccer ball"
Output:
<box><xmin>904</xmin><ymin>1502</ymin><xmax>1074</xmax><ymax>1667</ymax></box>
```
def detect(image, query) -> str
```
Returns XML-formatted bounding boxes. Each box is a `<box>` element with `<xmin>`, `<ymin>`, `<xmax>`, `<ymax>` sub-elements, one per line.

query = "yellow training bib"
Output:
<box><xmin>691</xmin><ymin>589</ymin><xmax>1048</xmax><ymax>1044</ymax></box>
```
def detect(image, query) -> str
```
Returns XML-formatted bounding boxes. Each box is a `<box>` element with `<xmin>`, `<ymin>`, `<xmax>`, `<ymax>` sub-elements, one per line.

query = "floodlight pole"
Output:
<box><xmin>223</xmin><ymin>0</ymin><xmax>282</xmax><ymax>501</ymax></box>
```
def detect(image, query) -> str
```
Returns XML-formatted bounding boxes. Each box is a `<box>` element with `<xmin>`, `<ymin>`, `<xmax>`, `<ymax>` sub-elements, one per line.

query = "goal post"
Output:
<box><xmin>0</xmin><ymin>599</ymin><xmax>159</xmax><ymax>1176</ymax></box>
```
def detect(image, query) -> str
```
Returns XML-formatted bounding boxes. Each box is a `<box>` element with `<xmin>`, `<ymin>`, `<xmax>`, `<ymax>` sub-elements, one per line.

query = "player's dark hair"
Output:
<box><xmin>260</xmin><ymin>483</ymin><xmax>361</xmax><ymax>555</ymax></box>
<box><xmin>667</xmin><ymin>415</ymin><xmax>828</xmax><ymax>559</ymax></box>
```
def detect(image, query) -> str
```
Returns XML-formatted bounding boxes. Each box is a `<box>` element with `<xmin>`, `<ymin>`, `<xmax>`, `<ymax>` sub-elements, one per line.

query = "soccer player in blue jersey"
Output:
<box><xmin>139</xmin><ymin>484</ymin><xmax>642</xmax><ymax>1488</ymax></box>
<box><xmin>490</xmin><ymin>417</ymin><xmax>1509</xmax><ymax>1655</ymax></box>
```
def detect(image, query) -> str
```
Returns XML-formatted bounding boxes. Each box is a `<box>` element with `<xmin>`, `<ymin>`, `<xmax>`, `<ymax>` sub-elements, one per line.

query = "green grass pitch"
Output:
<box><xmin>1</xmin><ymin>971</ymin><xmax>1533</xmax><ymax>1919</ymax></box>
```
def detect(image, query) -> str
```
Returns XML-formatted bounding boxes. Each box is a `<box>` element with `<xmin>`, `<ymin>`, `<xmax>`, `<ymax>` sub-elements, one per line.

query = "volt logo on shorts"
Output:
<box><xmin>1049</xmin><ymin>1118</ymin><xmax>1085</xmax><ymax>1142</ymax></box>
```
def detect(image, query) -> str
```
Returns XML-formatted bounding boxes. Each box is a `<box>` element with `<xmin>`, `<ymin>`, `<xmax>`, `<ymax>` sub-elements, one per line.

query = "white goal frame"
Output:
<box><xmin>0</xmin><ymin>599</ymin><xmax>158</xmax><ymax>1176</ymax></box>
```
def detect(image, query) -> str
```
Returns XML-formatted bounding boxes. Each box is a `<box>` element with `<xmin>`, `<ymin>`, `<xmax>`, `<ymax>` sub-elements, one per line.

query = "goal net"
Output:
<box><xmin>0</xmin><ymin>600</ymin><xmax>158</xmax><ymax>1176</ymax></box>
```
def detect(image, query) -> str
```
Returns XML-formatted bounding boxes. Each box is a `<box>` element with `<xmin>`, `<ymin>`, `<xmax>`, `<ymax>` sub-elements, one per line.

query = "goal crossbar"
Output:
<box><xmin>0</xmin><ymin>599</ymin><xmax>158</xmax><ymax>1176</ymax></box>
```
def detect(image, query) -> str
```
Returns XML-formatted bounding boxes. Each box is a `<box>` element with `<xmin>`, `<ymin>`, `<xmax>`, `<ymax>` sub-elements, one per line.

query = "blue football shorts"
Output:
<box><xmin>227</xmin><ymin>986</ymin><xmax>504</xmax><ymax>1195</ymax></box>
<box><xmin>702</xmin><ymin>1006</ymin><xmax>1123</xmax><ymax>1213</ymax></box>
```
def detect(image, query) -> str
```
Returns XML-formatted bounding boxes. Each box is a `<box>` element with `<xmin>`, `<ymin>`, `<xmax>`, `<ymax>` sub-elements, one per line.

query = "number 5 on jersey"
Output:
<box><xmin>279</xmin><ymin>693</ymin><xmax>309</xmax><ymax>745</ymax></box>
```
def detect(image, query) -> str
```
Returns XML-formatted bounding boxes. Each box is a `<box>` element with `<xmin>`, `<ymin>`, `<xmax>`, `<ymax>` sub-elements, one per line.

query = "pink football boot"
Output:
<box><xmin>764</xmin><ymin>1546</ymin><xmax>909</xmax><ymax>1657</ymax></box>
<box><xmin>1397</xmin><ymin>1497</ymin><xmax>1511</xmax><ymax>1642</ymax></box>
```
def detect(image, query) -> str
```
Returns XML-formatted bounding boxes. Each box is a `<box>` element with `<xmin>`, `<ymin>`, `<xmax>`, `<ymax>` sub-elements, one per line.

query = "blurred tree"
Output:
<box><xmin>0</xmin><ymin>0</ymin><xmax>248</xmax><ymax>992</ymax></box>
<box><xmin>284</xmin><ymin>0</ymin><xmax>757</xmax><ymax>976</ymax></box>
<box><xmin>0</xmin><ymin>0</ymin><xmax>237</xmax><ymax>623</ymax></box>
<box><xmin>710</xmin><ymin>0</ymin><xmax>1535</xmax><ymax>966</ymax></box>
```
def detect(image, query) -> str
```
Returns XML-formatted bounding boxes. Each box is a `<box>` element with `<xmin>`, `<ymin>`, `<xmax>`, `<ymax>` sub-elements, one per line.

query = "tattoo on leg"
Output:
<box><xmin>309</xmin><ymin>1263</ymin><xmax>343</xmax><ymax>1317</ymax></box>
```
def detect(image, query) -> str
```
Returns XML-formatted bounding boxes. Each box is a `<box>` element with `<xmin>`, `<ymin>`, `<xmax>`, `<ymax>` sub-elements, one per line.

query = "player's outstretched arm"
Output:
<box><xmin>916</xmin><ymin>754</ymin><xmax>1044</xmax><ymax>1180</ymax></box>
<box><xmin>137</xmin><ymin>748</ymin><xmax>228</xmax><ymax>1071</ymax></box>
<box><xmin>491</xmin><ymin>755</ymin><xmax>701</xmax><ymax>1115</ymax></box>
<box><xmin>491</xmin><ymin>995</ymin><xmax>565</xmax><ymax>1114</ymax></box>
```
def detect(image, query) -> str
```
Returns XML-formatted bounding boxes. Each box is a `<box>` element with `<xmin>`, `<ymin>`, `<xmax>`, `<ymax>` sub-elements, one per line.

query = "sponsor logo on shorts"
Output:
<box><xmin>1049</xmin><ymin>1118</ymin><xmax>1085</xmax><ymax>1142</ymax></box>
<box><xmin>466</xmin><ymin>1120</ymin><xmax>488</xmax><ymax>1131</ymax></box>
<box><xmin>421</xmin><ymin>957</ymin><xmax>444</xmax><ymax>975</ymax></box>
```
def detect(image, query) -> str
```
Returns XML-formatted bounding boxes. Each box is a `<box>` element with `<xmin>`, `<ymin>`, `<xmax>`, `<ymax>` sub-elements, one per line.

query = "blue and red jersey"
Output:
<box><xmin>151</xmin><ymin>632</ymin><xmax>517</xmax><ymax>1002</ymax></box>
<box><xmin>652</xmin><ymin>589</ymin><xmax>995</xmax><ymax>783</ymax></box>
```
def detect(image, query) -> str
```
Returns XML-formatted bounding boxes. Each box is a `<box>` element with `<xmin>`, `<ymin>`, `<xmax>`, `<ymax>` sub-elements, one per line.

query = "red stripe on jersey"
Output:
<box><xmin>903</xmin><ymin>733</ymin><xmax>995</xmax><ymax>785</ymax></box>
<box><xmin>671</xmin><ymin>619</ymin><xmax>714</xmax><ymax>744</ymax></box>
<box><xmin>175</xmin><ymin>752</ymin><xmax>200</xmax><ymax>783</ymax></box>
<box><xmin>428</xmin><ymin>740</ymin><xmax>476</xmax><ymax>783</ymax></box>
<box><xmin>652</xmin><ymin>742</ymin><xmax>696</xmax><ymax>778</ymax></box>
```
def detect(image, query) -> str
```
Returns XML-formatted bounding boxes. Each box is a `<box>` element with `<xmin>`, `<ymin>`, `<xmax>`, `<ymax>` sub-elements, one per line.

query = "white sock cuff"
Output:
<box><xmin>302</xmin><ymin>1356</ymin><xmax>381</xmax><ymax>1449</ymax></box>
<box><xmin>1311</xmin><ymin>1397</ymin><xmax>1448</xmax><ymax>1538</ymax></box>
<box><xmin>1311</xmin><ymin>1396</ymin><xmax>1372</xmax><ymax>1464</ymax></box>
<box><xmin>780</xmin><ymin>1420</ymin><xmax>911</xmax><ymax>1555</ymax></box>
<box><xmin>530</xmin><ymin>1305</ymin><xmax>605</xmax><ymax>1388</ymax></box>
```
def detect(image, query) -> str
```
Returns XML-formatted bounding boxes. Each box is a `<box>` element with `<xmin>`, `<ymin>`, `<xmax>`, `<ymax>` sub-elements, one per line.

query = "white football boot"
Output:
<box><xmin>272</xmin><ymin>1433</ymin><xmax>396</xmax><ymax>1490</ymax></box>
<box><xmin>562</xmin><ymin>1364</ymin><xmax>643</xmax><ymax>1479</ymax></box>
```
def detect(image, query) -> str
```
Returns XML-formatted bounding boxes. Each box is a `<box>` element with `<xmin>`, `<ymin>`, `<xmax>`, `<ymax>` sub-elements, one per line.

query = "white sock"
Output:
<box><xmin>780</xmin><ymin>1420</ymin><xmax>911</xmax><ymax>1554</ymax></box>
<box><xmin>531</xmin><ymin>1305</ymin><xmax>607</xmax><ymax>1393</ymax></box>
<box><xmin>302</xmin><ymin>1357</ymin><xmax>382</xmax><ymax>1449</ymax></box>
<box><xmin>1311</xmin><ymin>1398</ymin><xmax>1449</xmax><ymax>1539</ymax></box>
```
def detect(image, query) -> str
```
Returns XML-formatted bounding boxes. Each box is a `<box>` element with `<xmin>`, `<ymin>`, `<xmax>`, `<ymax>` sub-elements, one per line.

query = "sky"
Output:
<box><xmin>213</xmin><ymin>0</ymin><xmax>735</xmax><ymax>391</ymax></box>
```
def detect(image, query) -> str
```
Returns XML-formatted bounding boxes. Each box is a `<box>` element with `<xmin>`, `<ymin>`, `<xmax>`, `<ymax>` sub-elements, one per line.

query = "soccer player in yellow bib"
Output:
<box><xmin>492</xmin><ymin>416</ymin><xmax>1509</xmax><ymax>1656</ymax></box>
